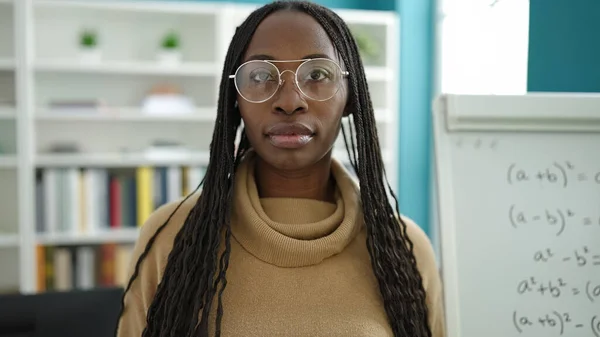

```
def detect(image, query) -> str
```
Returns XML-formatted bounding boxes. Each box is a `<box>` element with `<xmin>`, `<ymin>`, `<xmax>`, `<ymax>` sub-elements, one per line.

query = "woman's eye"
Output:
<box><xmin>250</xmin><ymin>71</ymin><xmax>272</xmax><ymax>83</ymax></box>
<box><xmin>306</xmin><ymin>69</ymin><xmax>329</xmax><ymax>81</ymax></box>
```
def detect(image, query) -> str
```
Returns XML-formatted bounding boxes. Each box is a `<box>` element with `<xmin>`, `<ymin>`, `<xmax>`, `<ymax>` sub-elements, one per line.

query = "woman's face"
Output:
<box><xmin>236</xmin><ymin>10</ymin><xmax>348</xmax><ymax>171</ymax></box>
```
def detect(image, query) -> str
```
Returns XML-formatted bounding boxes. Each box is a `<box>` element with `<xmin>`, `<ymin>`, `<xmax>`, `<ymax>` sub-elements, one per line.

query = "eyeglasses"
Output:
<box><xmin>229</xmin><ymin>58</ymin><xmax>349</xmax><ymax>103</ymax></box>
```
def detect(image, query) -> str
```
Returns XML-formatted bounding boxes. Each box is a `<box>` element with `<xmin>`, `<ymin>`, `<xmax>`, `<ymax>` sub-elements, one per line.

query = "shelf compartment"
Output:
<box><xmin>34</xmin><ymin>2</ymin><xmax>219</xmax><ymax>65</ymax></box>
<box><xmin>35</xmin><ymin>72</ymin><xmax>217</xmax><ymax>110</ymax></box>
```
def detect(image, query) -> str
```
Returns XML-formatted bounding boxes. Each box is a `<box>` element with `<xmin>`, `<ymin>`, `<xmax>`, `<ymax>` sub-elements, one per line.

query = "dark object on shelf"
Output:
<box><xmin>48</xmin><ymin>99</ymin><xmax>106</xmax><ymax>111</ymax></box>
<box><xmin>0</xmin><ymin>287</ymin><xmax>123</xmax><ymax>337</ymax></box>
<box><xmin>151</xmin><ymin>139</ymin><xmax>183</xmax><ymax>147</ymax></box>
<box><xmin>47</xmin><ymin>143</ymin><xmax>80</xmax><ymax>154</ymax></box>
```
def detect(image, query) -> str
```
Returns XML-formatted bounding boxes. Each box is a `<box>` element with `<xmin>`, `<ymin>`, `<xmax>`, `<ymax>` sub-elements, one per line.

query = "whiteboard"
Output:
<box><xmin>432</xmin><ymin>93</ymin><xmax>600</xmax><ymax>337</ymax></box>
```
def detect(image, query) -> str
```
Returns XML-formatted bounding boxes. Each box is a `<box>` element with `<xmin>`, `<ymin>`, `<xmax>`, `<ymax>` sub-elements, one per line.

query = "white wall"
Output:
<box><xmin>431</xmin><ymin>0</ymin><xmax>530</xmax><ymax>262</ymax></box>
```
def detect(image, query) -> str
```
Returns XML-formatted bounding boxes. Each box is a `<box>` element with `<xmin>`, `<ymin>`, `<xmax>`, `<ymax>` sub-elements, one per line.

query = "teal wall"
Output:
<box><xmin>528</xmin><ymin>0</ymin><xmax>600</xmax><ymax>92</ymax></box>
<box><xmin>397</xmin><ymin>0</ymin><xmax>435</xmax><ymax>236</ymax></box>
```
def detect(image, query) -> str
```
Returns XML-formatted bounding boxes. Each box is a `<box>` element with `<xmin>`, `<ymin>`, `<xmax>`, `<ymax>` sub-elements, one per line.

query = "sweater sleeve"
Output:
<box><xmin>402</xmin><ymin>216</ymin><xmax>447</xmax><ymax>337</ymax></box>
<box><xmin>116</xmin><ymin>196</ymin><xmax>195</xmax><ymax>337</ymax></box>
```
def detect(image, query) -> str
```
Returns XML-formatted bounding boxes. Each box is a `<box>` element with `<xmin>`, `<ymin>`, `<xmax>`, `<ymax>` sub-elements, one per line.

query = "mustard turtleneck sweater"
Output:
<box><xmin>117</xmin><ymin>154</ymin><xmax>445</xmax><ymax>336</ymax></box>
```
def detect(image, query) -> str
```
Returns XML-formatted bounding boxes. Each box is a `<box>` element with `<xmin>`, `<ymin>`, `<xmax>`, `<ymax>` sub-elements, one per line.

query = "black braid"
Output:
<box><xmin>115</xmin><ymin>2</ymin><xmax>431</xmax><ymax>337</ymax></box>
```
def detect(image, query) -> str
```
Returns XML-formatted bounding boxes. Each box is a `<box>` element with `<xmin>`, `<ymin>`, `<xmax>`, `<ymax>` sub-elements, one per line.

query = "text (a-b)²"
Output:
<box><xmin>508</xmin><ymin>205</ymin><xmax>600</xmax><ymax>237</ymax></box>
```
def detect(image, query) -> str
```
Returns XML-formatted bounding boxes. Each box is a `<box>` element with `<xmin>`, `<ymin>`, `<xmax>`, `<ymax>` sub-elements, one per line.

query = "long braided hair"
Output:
<box><xmin>116</xmin><ymin>1</ymin><xmax>431</xmax><ymax>337</ymax></box>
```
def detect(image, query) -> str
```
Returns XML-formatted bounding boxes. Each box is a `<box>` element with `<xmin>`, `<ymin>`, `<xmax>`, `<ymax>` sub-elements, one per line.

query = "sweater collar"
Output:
<box><xmin>230</xmin><ymin>153</ymin><xmax>363</xmax><ymax>267</ymax></box>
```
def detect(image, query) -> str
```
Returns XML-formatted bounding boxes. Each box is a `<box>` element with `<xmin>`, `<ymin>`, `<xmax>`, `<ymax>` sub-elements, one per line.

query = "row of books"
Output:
<box><xmin>36</xmin><ymin>243</ymin><xmax>134</xmax><ymax>292</ymax></box>
<box><xmin>35</xmin><ymin>166</ymin><xmax>206</xmax><ymax>235</ymax></box>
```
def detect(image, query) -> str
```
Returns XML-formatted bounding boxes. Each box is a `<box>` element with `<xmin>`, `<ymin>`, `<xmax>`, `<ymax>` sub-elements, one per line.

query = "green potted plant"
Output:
<box><xmin>157</xmin><ymin>31</ymin><xmax>182</xmax><ymax>65</ymax></box>
<box><xmin>78</xmin><ymin>28</ymin><xmax>101</xmax><ymax>63</ymax></box>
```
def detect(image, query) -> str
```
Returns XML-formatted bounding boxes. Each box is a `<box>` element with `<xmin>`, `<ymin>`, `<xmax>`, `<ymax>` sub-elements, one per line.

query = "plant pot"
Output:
<box><xmin>157</xmin><ymin>49</ymin><xmax>182</xmax><ymax>66</ymax></box>
<box><xmin>79</xmin><ymin>47</ymin><xmax>102</xmax><ymax>63</ymax></box>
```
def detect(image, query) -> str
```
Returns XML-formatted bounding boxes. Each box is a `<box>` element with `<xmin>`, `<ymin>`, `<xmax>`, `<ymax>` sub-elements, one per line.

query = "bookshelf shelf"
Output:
<box><xmin>36</xmin><ymin>228</ymin><xmax>140</xmax><ymax>246</ymax></box>
<box><xmin>35</xmin><ymin>108</ymin><xmax>217</xmax><ymax>122</ymax></box>
<box><xmin>0</xmin><ymin>156</ymin><xmax>17</xmax><ymax>168</ymax></box>
<box><xmin>34</xmin><ymin>0</ymin><xmax>219</xmax><ymax>15</ymax></box>
<box><xmin>35</xmin><ymin>151</ymin><xmax>211</xmax><ymax>167</ymax></box>
<box><xmin>35</xmin><ymin>108</ymin><xmax>390</xmax><ymax>123</ymax></box>
<box><xmin>365</xmin><ymin>109</ymin><xmax>392</xmax><ymax>123</ymax></box>
<box><xmin>34</xmin><ymin>60</ymin><xmax>219</xmax><ymax>77</ymax></box>
<box><xmin>0</xmin><ymin>234</ymin><xmax>19</xmax><ymax>248</ymax></box>
<box><xmin>364</xmin><ymin>66</ymin><xmax>394</xmax><ymax>82</ymax></box>
<box><xmin>33</xmin><ymin>150</ymin><xmax>388</xmax><ymax>169</ymax></box>
<box><xmin>0</xmin><ymin>59</ymin><xmax>15</xmax><ymax>70</ymax></box>
<box><xmin>0</xmin><ymin>107</ymin><xmax>16</xmax><ymax>119</ymax></box>
<box><xmin>3</xmin><ymin>1</ymin><xmax>399</xmax><ymax>294</ymax></box>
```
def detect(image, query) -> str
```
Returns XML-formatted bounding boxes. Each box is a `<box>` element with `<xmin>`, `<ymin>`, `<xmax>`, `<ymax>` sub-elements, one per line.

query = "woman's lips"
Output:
<box><xmin>265</xmin><ymin>122</ymin><xmax>315</xmax><ymax>149</ymax></box>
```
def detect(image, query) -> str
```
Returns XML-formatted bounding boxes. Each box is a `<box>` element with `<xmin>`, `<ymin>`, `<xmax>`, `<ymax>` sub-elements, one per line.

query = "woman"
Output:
<box><xmin>117</xmin><ymin>1</ymin><xmax>445</xmax><ymax>336</ymax></box>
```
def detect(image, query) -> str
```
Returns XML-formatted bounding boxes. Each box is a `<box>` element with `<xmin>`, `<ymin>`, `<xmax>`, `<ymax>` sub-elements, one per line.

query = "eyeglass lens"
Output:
<box><xmin>234</xmin><ymin>59</ymin><xmax>343</xmax><ymax>102</ymax></box>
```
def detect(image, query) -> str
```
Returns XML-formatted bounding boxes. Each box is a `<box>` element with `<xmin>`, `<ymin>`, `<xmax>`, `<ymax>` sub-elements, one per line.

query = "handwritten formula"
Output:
<box><xmin>513</xmin><ymin>311</ymin><xmax>600</xmax><ymax>336</ymax></box>
<box><xmin>533</xmin><ymin>246</ymin><xmax>600</xmax><ymax>268</ymax></box>
<box><xmin>504</xmin><ymin>160</ymin><xmax>599</xmax><ymax>336</ymax></box>
<box><xmin>509</xmin><ymin>205</ymin><xmax>600</xmax><ymax>236</ymax></box>
<box><xmin>517</xmin><ymin>277</ymin><xmax>600</xmax><ymax>303</ymax></box>
<box><xmin>507</xmin><ymin>161</ymin><xmax>600</xmax><ymax>188</ymax></box>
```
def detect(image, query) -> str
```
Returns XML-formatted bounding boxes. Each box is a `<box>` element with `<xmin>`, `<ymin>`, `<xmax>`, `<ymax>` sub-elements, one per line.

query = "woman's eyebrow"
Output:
<box><xmin>246</xmin><ymin>54</ymin><xmax>275</xmax><ymax>61</ymax></box>
<box><xmin>302</xmin><ymin>53</ymin><xmax>333</xmax><ymax>60</ymax></box>
<box><xmin>244</xmin><ymin>53</ymin><xmax>333</xmax><ymax>61</ymax></box>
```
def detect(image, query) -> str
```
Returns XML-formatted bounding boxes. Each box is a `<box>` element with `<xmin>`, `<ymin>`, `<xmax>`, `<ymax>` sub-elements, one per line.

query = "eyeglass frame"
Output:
<box><xmin>228</xmin><ymin>58</ymin><xmax>350</xmax><ymax>104</ymax></box>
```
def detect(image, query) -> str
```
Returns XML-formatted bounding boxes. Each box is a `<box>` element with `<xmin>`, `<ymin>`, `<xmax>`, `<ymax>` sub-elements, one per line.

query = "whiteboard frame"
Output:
<box><xmin>432</xmin><ymin>93</ymin><xmax>600</xmax><ymax>337</ymax></box>
<box><xmin>442</xmin><ymin>92</ymin><xmax>600</xmax><ymax>132</ymax></box>
<box><xmin>432</xmin><ymin>95</ymin><xmax>461</xmax><ymax>337</ymax></box>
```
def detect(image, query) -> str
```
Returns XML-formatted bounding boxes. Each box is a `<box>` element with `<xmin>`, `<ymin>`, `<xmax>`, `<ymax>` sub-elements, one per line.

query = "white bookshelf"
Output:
<box><xmin>3</xmin><ymin>0</ymin><xmax>400</xmax><ymax>294</ymax></box>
